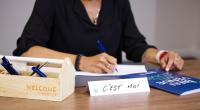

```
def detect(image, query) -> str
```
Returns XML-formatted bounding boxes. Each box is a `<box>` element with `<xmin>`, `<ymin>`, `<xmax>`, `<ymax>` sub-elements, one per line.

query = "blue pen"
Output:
<box><xmin>96</xmin><ymin>39</ymin><xmax>118</xmax><ymax>72</ymax></box>
<box><xmin>30</xmin><ymin>62</ymin><xmax>48</xmax><ymax>76</ymax></box>
<box><xmin>32</xmin><ymin>66</ymin><xmax>47</xmax><ymax>77</ymax></box>
<box><xmin>1</xmin><ymin>56</ymin><xmax>19</xmax><ymax>75</ymax></box>
<box><xmin>97</xmin><ymin>39</ymin><xmax>107</xmax><ymax>52</ymax></box>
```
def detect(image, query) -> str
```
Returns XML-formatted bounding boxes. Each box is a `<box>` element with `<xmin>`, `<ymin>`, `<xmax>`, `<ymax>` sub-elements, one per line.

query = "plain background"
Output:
<box><xmin>0</xmin><ymin>0</ymin><xmax>200</xmax><ymax>60</ymax></box>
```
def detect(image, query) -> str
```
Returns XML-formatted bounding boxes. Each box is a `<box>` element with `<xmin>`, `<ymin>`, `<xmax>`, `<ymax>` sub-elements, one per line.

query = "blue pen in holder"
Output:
<box><xmin>1</xmin><ymin>56</ymin><xmax>19</xmax><ymax>75</ymax></box>
<box><xmin>32</xmin><ymin>66</ymin><xmax>47</xmax><ymax>77</ymax></box>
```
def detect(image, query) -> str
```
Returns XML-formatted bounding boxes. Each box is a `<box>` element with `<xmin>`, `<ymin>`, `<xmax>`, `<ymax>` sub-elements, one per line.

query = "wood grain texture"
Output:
<box><xmin>0</xmin><ymin>60</ymin><xmax>200</xmax><ymax>110</ymax></box>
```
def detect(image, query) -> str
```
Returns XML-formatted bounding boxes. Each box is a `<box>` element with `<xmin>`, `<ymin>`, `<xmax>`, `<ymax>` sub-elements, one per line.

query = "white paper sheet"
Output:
<box><xmin>75</xmin><ymin>65</ymin><xmax>147</xmax><ymax>76</ymax></box>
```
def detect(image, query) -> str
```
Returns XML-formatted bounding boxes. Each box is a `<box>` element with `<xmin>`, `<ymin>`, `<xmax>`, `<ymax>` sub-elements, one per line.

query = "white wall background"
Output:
<box><xmin>0</xmin><ymin>0</ymin><xmax>35</xmax><ymax>55</ymax></box>
<box><xmin>131</xmin><ymin>0</ymin><xmax>157</xmax><ymax>45</ymax></box>
<box><xmin>0</xmin><ymin>0</ymin><xmax>200</xmax><ymax>58</ymax></box>
<box><xmin>154</xmin><ymin>0</ymin><xmax>200</xmax><ymax>57</ymax></box>
<box><xmin>132</xmin><ymin>0</ymin><xmax>200</xmax><ymax>58</ymax></box>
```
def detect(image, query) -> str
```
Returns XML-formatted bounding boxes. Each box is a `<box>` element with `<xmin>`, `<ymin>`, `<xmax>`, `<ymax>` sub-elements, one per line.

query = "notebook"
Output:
<box><xmin>120</xmin><ymin>69</ymin><xmax>200</xmax><ymax>95</ymax></box>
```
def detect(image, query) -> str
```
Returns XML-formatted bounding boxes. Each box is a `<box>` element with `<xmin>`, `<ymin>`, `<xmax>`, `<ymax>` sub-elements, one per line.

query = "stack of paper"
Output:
<box><xmin>75</xmin><ymin>65</ymin><xmax>147</xmax><ymax>87</ymax></box>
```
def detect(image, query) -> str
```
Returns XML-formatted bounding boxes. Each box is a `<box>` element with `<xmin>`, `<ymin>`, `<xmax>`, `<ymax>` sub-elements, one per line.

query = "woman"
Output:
<box><xmin>13</xmin><ymin>0</ymin><xmax>184</xmax><ymax>73</ymax></box>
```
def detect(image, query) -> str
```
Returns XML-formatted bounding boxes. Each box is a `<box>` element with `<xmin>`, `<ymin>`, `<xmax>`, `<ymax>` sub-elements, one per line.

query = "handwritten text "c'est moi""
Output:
<box><xmin>102</xmin><ymin>83</ymin><xmax>140</xmax><ymax>92</ymax></box>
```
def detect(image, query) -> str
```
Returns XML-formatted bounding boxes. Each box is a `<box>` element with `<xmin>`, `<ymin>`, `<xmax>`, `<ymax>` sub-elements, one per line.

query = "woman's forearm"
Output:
<box><xmin>142</xmin><ymin>48</ymin><xmax>158</xmax><ymax>64</ymax></box>
<box><xmin>21</xmin><ymin>46</ymin><xmax>118</xmax><ymax>73</ymax></box>
<box><xmin>21</xmin><ymin>46</ymin><xmax>77</xmax><ymax>65</ymax></box>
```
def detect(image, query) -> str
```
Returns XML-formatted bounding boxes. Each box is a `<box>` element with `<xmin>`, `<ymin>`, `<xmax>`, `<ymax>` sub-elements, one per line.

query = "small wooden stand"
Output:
<box><xmin>0</xmin><ymin>56</ymin><xmax>75</xmax><ymax>101</ymax></box>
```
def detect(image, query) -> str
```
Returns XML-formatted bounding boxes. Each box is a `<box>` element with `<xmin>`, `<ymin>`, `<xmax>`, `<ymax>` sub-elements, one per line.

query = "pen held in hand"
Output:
<box><xmin>97</xmin><ymin>39</ymin><xmax>107</xmax><ymax>52</ymax></box>
<box><xmin>115</xmin><ymin>68</ymin><xmax>118</xmax><ymax>72</ymax></box>
<box><xmin>97</xmin><ymin>39</ymin><xmax>118</xmax><ymax>72</ymax></box>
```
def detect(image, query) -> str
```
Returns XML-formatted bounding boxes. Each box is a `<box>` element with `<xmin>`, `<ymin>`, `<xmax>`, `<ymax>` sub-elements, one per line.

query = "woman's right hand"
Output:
<box><xmin>79</xmin><ymin>53</ymin><xmax>117</xmax><ymax>73</ymax></box>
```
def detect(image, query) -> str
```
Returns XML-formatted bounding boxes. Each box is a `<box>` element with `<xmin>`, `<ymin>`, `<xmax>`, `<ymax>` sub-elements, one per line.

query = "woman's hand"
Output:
<box><xmin>159</xmin><ymin>51</ymin><xmax>184</xmax><ymax>71</ymax></box>
<box><xmin>79</xmin><ymin>53</ymin><xmax>117</xmax><ymax>73</ymax></box>
<box><xmin>142</xmin><ymin>48</ymin><xmax>184</xmax><ymax>71</ymax></box>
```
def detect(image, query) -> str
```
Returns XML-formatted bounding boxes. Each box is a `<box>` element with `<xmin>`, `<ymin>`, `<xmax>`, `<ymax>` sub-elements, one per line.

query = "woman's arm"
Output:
<box><xmin>22</xmin><ymin>46</ymin><xmax>117</xmax><ymax>73</ymax></box>
<box><xmin>141</xmin><ymin>48</ymin><xmax>158</xmax><ymax>64</ymax></box>
<box><xmin>22</xmin><ymin>46</ymin><xmax>77</xmax><ymax>65</ymax></box>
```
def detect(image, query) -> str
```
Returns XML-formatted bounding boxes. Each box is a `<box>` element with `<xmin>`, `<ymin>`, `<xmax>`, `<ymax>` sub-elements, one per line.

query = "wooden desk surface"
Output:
<box><xmin>0</xmin><ymin>60</ymin><xmax>200</xmax><ymax>110</ymax></box>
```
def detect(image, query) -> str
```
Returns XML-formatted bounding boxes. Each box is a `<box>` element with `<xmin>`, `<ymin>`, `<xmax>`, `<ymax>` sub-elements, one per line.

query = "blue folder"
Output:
<box><xmin>120</xmin><ymin>69</ymin><xmax>200</xmax><ymax>95</ymax></box>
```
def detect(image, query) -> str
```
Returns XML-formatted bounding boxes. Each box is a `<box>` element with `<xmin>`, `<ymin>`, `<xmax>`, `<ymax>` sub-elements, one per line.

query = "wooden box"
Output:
<box><xmin>0</xmin><ymin>56</ymin><xmax>75</xmax><ymax>101</ymax></box>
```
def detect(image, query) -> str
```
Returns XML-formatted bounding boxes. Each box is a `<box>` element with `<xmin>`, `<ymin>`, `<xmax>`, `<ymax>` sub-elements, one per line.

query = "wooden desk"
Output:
<box><xmin>0</xmin><ymin>60</ymin><xmax>200</xmax><ymax>110</ymax></box>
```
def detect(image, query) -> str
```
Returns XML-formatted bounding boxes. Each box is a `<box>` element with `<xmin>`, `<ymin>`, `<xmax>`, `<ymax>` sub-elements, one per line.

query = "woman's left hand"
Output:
<box><xmin>159</xmin><ymin>51</ymin><xmax>184</xmax><ymax>71</ymax></box>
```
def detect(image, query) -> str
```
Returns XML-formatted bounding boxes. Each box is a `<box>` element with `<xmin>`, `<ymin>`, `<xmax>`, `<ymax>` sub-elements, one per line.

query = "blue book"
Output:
<box><xmin>120</xmin><ymin>69</ymin><xmax>200</xmax><ymax>95</ymax></box>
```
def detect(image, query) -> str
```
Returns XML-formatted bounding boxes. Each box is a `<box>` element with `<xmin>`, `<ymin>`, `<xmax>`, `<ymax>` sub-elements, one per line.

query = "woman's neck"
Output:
<box><xmin>81</xmin><ymin>0</ymin><xmax>102</xmax><ymax>25</ymax></box>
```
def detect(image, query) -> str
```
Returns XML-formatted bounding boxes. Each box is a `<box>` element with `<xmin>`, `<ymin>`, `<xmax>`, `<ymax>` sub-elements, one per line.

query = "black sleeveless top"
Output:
<box><xmin>13</xmin><ymin>0</ymin><xmax>156</xmax><ymax>63</ymax></box>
